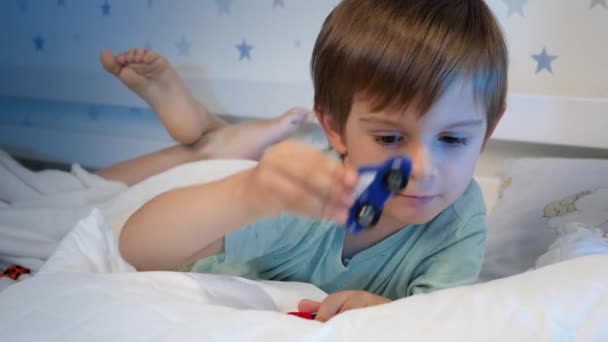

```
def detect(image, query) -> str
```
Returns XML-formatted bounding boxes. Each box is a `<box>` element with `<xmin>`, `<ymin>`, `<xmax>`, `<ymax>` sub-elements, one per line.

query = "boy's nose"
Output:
<box><xmin>408</xmin><ymin>144</ymin><xmax>435</xmax><ymax>182</ymax></box>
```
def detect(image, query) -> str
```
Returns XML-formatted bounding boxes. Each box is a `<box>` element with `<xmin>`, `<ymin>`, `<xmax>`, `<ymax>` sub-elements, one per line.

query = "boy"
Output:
<box><xmin>119</xmin><ymin>0</ymin><xmax>508</xmax><ymax>322</ymax></box>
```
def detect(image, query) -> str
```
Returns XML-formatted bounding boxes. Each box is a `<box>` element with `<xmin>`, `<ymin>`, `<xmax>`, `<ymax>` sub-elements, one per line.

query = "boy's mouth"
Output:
<box><xmin>395</xmin><ymin>194</ymin><xmax>438</xmax><ymax>206</ymax></box>
<box><xmin>396</xmin><ymin>194</ymin><xmax>437</xmax><ymax>198</ymax></box>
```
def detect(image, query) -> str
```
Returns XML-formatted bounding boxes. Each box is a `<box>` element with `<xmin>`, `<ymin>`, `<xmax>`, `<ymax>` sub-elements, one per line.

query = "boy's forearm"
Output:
<box><xmin>119</xmin><ymin>169</ymin><xmax>258</xmax><ymax>271</ymax></box>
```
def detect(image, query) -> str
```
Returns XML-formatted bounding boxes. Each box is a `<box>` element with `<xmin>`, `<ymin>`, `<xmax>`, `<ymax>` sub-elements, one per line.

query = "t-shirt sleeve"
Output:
<box><xmin>223</xmin><ymin>213</ymin><xmax>298</xmax><ymax>264</ymax></box>
<box><xmin>406</xmin><ymin>213</ymin><xmax>487</xmax><ymax>296</ymax></box>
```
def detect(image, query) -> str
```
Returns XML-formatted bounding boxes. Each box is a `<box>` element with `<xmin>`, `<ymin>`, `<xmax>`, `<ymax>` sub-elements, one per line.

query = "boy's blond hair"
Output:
<box><xmin>311</xmin><ymin>0</ymin><xmax>508</xmax><ymax>135</ymax></box>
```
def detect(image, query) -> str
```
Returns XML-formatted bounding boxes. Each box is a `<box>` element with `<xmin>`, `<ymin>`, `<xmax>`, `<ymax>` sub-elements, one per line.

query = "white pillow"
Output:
<box><xmin>473</xmin><ymin>176</ymin><xmax>502</xmax><ymax>214</ymax></box>
<box><xmin>535</xmin><ymin>221</ymin><xmax>608</xmax><ymax>269</ymax></box>
<box><xmin>478</xmin><ymin>158</ymin><xmax>608</xmax><ymax>282</ymax></box>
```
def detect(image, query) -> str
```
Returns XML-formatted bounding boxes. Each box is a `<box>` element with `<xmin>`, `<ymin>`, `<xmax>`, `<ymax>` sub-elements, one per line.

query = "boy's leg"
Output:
<box><xmin>94</xmin><ymin>144</ymin><xmax>201</xmax><ymax>187</ymax></box>
<box><xmin>97</xmin><ymin>49</ymin><xmax>311</xmax><ymax>186</ymax></box>
<box><xmin>100</xmin><ymin>48</ymin><xmax>224</xmax><ymax>145</ymax></box>
<box><xmin>95</xmin><ymin>106</ymin><xmax>310</xmax><ymax>186</ymax></box>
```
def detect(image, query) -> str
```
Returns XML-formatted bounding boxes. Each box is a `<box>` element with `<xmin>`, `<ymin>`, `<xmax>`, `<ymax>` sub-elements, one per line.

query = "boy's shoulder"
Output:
<box><xmin>424</xmin><ymin>179</ymin><xmax>486</xmax><ymax>237</ymax></box>
<box><xmin>449</xmin><ymin>178</ymin><xmax>486</xmax><ymax>220</ymax></box>
<box><xmin>406</xmin><ymin>179</ymin><xmax>486</xmax><ymax>260</ymax></box>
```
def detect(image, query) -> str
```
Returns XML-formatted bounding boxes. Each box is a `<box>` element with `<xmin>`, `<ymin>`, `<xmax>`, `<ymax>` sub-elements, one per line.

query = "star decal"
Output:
<box><xmin>531</xmin><ymin>47</ymin><xmax>558</xmax><ymax>74</ymax></box>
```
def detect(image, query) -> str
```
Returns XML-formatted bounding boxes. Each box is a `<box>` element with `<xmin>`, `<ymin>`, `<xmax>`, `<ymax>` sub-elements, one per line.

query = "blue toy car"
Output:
<box><xmin>346</xmin><ymin>156</ymin><xmax>412</xmax><ymax>234</ymax></box>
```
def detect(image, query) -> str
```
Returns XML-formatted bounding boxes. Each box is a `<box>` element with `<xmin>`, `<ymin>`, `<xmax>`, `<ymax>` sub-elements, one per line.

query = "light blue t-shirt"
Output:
<box><xmin>191</xmin><ymin>179</ymin><xmax>487</xmax><ymax>300</ymax></box>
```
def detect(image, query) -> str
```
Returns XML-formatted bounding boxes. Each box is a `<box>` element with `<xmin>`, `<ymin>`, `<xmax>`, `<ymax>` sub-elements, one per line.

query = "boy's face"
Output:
<box><xmin>321</xmin><ymin>79</ymin><xmax>493</xmax><ymax>228</ymax></box>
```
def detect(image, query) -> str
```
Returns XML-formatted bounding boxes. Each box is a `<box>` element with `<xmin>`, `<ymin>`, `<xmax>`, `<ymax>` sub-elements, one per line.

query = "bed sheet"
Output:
<box><xmin>0</xmin><ymin>154</ymin><xmax>606</xmax><ymax>340</ymax></box>
<box><xmin>1</xmin><ymin>209</ymin><xmax>607</xmax><ymax>341</ymax></box>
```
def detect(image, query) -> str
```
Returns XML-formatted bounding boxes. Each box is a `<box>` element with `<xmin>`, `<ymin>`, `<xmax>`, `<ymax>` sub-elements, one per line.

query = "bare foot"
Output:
<box><xmin>100</xmin><ymin>48</ymin><xmax>225</xmax><ymax>144</ymax></box>
<box><xmin>195</xmin><ymin>107</ymin><xmax>313</xmax><ymax>160</ymax></box>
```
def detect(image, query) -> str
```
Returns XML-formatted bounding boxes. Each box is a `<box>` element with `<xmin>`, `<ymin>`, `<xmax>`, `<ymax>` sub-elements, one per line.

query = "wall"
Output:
<box><xmin>0</xmin><ymin>0</ymin><xmax>606</xmax><ymax>168</ymax></box>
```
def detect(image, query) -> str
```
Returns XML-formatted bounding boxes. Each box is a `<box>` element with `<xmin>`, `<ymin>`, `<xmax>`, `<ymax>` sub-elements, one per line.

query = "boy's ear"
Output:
<box><xmin>482</xmin><ymin>106</ymin><xmax>506</xmax><ymax>151</ymax></box>
<box><xmin>315</xmin><ymin>108</ymin><xmax>347</xmax><ymax>155</ymax></box>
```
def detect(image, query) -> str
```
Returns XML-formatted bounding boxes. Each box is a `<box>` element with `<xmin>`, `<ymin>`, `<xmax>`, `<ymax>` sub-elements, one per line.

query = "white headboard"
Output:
<box><xmin>474</xmin><ymin>94</ymin><xmax>608</xmax><ymax>177</ymax></box>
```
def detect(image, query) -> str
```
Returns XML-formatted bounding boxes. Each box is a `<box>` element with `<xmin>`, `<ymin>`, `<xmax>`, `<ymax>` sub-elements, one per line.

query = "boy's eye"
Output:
<box><xmin>375</xmin><ymin>134</ymin><xmax>403</xmax><ymax>145</ymax></box>
<box><xmin>440</xmin><ymin>136</ymin><xmax>468</xmax><ymax>145</ymax></box>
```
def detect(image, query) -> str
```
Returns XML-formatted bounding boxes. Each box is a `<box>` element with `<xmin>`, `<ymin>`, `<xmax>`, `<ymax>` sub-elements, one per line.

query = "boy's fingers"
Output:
<box><xmin>339</xmin><ymin>294</ymin><xmax>389</xmax><ymax>314</ymax></box>
<box><xmin>264</xmin><ymin>170</ymin><xmax>309</xmax><ymax>215</ymax></box>
<box><xmin>342</xmin><ymin>167</ymin><xmax>359</xmax><ymax>188</ymax></box>
<box><xmin>273</xmin><ymin>148</ymin><xmax>341</xmax><ymax>207</ymax></box>
<box><xmin>315</xmin><ymin>293</ymin><xmax>350</xmax><ymax>322</ymax></box>
<box><xmin>298</xmin><ymin>299</ymin><xmax>321</xmax><ymax>313</ymax></box>
<box><xmin>324</xmin><ymin>167</ymin><xmax>357</xmax><ymax>222</ymax></box>
<box><xmin>338</xmin><ymin>297</ymin><xmax>367</xmax><ymax>313</ymax></box>
<box><xmin>264</xmin><ymin>167</ymin><xmax>333</xmax><ymax>220</ymax></box>
<box><xmin>288</xmin><ymin>151</ymin><xmax>339</xmax><ymax>192</ymax></box>
<box><xmin>262</xmin><ymin>142</ymin><xmax>358</xmax><ymax>220</ymax></box>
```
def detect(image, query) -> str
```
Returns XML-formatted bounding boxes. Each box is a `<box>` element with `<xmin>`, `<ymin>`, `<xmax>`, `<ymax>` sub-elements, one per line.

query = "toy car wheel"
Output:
<box><xmin>382</xmin><ymin>169</ymin><xmax>408</xmax><ymax>193</ymax></box>
<box><xmin>356</xmin><ymin>204</ymin><xmax>382</xmax><ymax>228</ymax></box>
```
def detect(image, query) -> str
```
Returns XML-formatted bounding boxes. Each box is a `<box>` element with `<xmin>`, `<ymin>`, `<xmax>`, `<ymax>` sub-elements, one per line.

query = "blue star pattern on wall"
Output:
<box><xmin>590</xmin><ymin>0</ymin><xmax>607</xmax><ymax>9</ymax></box>
<box><xmin>502</xmin><ymin>0</ymin><xmax>528</xmax><ymax>16</ymax></box>
<box><xmin>236</xmin><ymin>40</ymin><xmax>254</xmax><ymax>60</ymax></box>
<box><xmin>532</xmin><ymin>47</ymin><xmax>558</xmax><ymax>74</ymax></box>
<box><xmin>216</xmin><ymin>0</ymin><xmax>232</xmax><ymax>15</ymax></box>
<box><xmin>176</xmin><ymin>35</ymin><xmax>191</xmax><ymax>56</ymax></box>
<box><xmin>33</xmin><ymin>35</ymin><xmax>44</xmax><ymax>51</ymax></box>
<box><xmin>4</xmin><ymin>0</ymin><xmax>607</xmax><ymax>112</ymax></box>
<box><xmin>101</xmin><ymin>0</ymin><xmax>111</xmax><ymax>16</ymax></box>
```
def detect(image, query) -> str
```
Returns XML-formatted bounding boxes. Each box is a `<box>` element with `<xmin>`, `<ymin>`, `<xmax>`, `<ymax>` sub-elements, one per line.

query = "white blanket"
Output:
<box><xmin>1</xmin><ymin>152</ymin><xmax>608</xmax><ymax>340</ymax></box>
<box><xmin>0</xmin><ymin>149</ymin><xmax>126</xmax><ymax>271</ymax></box>
<box><xmin>0</xmin><ymin>193</ymin><xmax>606</xmax><ymax>340</ymax></box>
<box><xmin>0</xmin><ymin>149</ymin><xmax>255</xmax><ymax>273</ymax></box>
<box><xmin>0</xmin><ymin>207</ymin><xmax>607</xmax><ymax>341</ymax></box>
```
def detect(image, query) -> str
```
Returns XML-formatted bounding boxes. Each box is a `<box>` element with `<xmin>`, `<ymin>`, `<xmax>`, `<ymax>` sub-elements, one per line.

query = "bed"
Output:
<box><xmin>0</xmin><ymin>94</ymin><xmax>607</xmax><ymax>341</ymax></box>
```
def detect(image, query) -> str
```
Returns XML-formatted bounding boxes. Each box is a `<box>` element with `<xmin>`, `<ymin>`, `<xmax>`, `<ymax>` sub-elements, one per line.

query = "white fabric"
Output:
<box><xmin>0</xmin><ymin>149</ymin><xmax>257</xmax><ymax>273</ymax></box>
<box><xmin>535</xmin><ymin>221</ymin><xmax>608</xmax><ymax>269</ymax></box>
<box><xmin>474</xmin><ymin>175</ymin><xmax>502</xmax><ymax>214</ymax></box>
<box><xmin>98</xmin><ymin>158</ymin><xmax>258</xmax><ymax>237</ymax></box>
<box><xmin>1</xmin><ymin>153</ymin><xmax>607</xmax><ymax>340</ymax></box>
<box><xmin>479</xmin><ymin>158</ymin><xmax>608</xmax><ymax>282</ymax></box>
<box><xmin>0</xmin><ymin>145</ymin><xmax>500</xmax><ymax>274</ymax></box>
<box><xmin>0</xmin><ymin>149</ymin><xmax>126</xmax><ymax>271</ymax></box>
<box><xmin>1</xmin><ymin>208</ymin><xmax>607</xmax><ymax>341</ymax></box>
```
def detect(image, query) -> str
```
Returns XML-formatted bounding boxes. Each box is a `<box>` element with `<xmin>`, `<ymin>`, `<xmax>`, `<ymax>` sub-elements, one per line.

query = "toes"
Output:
<box><xmin>134</xmin><ymin>48</ymin><xmax>146</xmax><ymax>62</ymax></box>
<box><xmin>118</xmin><ymin>48</ymin><xmax>158</xmax><ymax>65</ymax></box>
<box><xmin>106</xmin><ymin>48</ymin><xmax>161</xmax><ymax>67</ymax></box>
<box><xmin>116</xmin><ymin>52</ymin><xmax>127</xmax><ymax>65</ymax></box>
<box><xmin>283</xmin><ymin>107</ymin><xmax>313</xmax><ymax>126</ymax></box>
<box><xmin>99</xmin><ymin>50</ymin><xmax>122</xmax><ymax>76</ymax></box>
<box><xmin>126</xmin><ymin>48</ymin><xmax>136</xmax><ymax>63</ymax></box>
<box><xmin>142</xmin><ymin>49</ymin><xmax>157</xmax><ymax>64</ymax></box>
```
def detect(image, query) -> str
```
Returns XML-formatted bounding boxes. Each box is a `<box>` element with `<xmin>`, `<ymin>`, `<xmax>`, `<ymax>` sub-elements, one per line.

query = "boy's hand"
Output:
<box><xmin>245</xmin><ymin>141</ymin><xmax>358</xmax><ymax>223</ymax></box>
<box><xmin>298</xmin><ymin>290</ymin><xmax>391</xmax><ymax>322</ymax></box>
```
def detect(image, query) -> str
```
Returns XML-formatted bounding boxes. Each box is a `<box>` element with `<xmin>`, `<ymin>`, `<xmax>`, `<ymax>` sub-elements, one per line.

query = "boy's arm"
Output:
<box><xmin>120</xmin><ymin>141</ymin><xmax>357</xmax><ymax>272</ymax></box>
<box><xmin>119</xmin><ymin>168</ymin><xmax>258</xmax><ymax>271</ymax></box>
<box><xmin>407</xmin><ymin>214</ymin><xmax>487</xmax><ymax>296</ymax></box>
